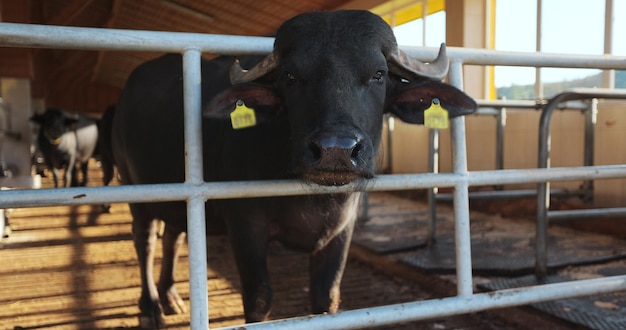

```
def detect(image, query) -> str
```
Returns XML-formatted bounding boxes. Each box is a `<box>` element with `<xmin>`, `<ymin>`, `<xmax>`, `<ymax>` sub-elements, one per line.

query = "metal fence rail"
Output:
<box><xmin>535</xmin><ymin>88</ymin><xmax>626</xmax><ymax>276</ymax></box>
<box><xmin>430</xmin><ymin>89</ymin><xmax>626</xmax><ymax>275</ymax></box>
<box><xmin>430</xmin><ymin>98</ymin><xmax>590</xmax><ymax>239</ymax></box>
<box><xmin>1</xmin><ymin>22</ymin><xmax>626</xmax><ymax>330</ymax></box>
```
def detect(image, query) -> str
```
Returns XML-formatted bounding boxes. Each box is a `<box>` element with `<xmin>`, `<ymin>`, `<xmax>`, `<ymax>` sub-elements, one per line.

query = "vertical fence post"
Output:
<box><xmin>494</xmin><ymin>106</ymin><xmax>506</xmax><ymax>190</ymax></box>
<box><xmin>448</xmin><ymin>60</ymin><xmax>473</xmax><ymax>297</ymax></box>
<box><xmin>536</xmin><ymin>95</ymin><xmax>554</xmax><ymax>278</ymax></box>
<box><xmin>182</xmin><ymin>49</ymin><xmax>209</xmax><ymax>329</ymax></box>
<box><xmin>581</xmin><ymin>98</ymin><xmax>597</xmax><ymax>203</ymax></box>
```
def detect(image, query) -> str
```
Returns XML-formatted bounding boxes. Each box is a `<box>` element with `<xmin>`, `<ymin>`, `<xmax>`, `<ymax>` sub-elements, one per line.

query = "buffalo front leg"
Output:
<box><xmin>132</xmin><ymin>211</ymin><xmax>166</xmax><ymax>329</ymax></box>
<box><xmin>227</xmin><ymin>215</ymin><xmax>272</xmax><ymax>323</ymax></box>
<box><xmin>309</xmin><ymin>220</ymin><xmax>355</xmax><ymax>315</ymax></box>
<box><xmin>157</xmin><ymin>226</ymin><xmax>187</xmax><ymax>315</ymax></box>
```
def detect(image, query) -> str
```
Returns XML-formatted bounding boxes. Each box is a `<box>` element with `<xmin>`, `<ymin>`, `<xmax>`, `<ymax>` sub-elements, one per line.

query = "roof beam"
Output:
<box><xmin>335</xmin><ymin>0</ymin><xmax>388</xmax><ymax>10</ymax></box>
<box><xmin>46</xmin><ymin>0</ymin><xmax>92</xmax><ymax>26</ymax></box>
<box><xmin>160</xmin><ymin>0</ymin><xmax>214</xmax><ymax>22</ymax></box>
<box><xmin>92</xmin><ymin>0</ymin><xmax>123</xmax><ymax>83</ymax></box>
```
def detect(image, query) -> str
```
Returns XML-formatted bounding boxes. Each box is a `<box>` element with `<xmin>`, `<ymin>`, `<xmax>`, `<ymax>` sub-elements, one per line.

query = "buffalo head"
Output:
<box><xmin>206</xmin><ymin>10</ymin><xmax>477</xmax><ymax>186</ymax></box>
<box><xmin>30</xmin><ymin>108</ymin><xmax>80</xmax><ymax>145</ymax></box>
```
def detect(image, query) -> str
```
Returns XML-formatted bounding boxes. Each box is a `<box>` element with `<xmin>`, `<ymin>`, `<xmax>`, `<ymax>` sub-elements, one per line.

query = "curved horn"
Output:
<box><xmin>389</xmin><ymin>43</ymin><xmax>449</xmax><ymax>81</ymax></box>
<box><xmin>230</xmin><ymin>52</ymin><xmax>279</xmax><ymax>85</ymax></box>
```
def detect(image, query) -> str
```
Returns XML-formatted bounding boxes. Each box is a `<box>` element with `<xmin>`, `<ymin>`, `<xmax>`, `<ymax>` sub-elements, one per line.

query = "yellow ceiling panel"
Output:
<box><xmin>372</xmin><ymin>0</ymin><xmax>445</xmax><ymax>26</ymax></box>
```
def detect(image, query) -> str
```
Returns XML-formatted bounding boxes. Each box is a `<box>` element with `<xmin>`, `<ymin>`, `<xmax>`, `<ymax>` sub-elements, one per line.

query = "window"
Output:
<box><xmin>495</xmin><ymin>0</ymin><xmax>622</xmax><ymax>100</ymax></box>
<box><xmin>494</xmin><ymin>0</ymin><xmax>537</xmax><ymax>95</ymax></box>
<box><xmin>371</xmin><ymin>0</ymin><xmax>446</xmax><ymax>47</ymax></box>
<box><xmin>393</xmin><ymin>11</ymin><xmax>446</xmax><ymax>47</ymax></box>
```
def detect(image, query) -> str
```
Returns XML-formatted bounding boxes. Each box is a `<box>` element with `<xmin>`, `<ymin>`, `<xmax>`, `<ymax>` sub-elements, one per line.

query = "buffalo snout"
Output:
<box><xmin>304</xmin><ymin>131</ymin><xmax>371</xmax><ymax>186</ymax></box>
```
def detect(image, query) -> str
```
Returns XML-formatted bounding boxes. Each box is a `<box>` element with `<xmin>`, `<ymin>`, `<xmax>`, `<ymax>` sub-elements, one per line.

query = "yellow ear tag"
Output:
<box><xmin>230</xmin><ymin>100</ymin><xmax>257</xmax><ymax>129</ymax></box>
<box><xmin>424</xmin><ymin>98</ymin><xmax>449</xmax><ymax>129</ymax></box>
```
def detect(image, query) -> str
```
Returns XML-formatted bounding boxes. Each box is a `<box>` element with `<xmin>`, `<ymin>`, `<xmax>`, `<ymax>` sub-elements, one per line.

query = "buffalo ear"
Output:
<box><xmin>387</xmin><ymin>80</ymin><xmax>477</xmax><ymax>125</ymax></box>
<box><xmin>204</xmin><ymin>83</ymin><xmax>283</xmax><ymax>124</ymax></box>
<box><xmin>64</xmin><ymin>116</ymin><xmax>79</xmax><ymax>126</ymax></box>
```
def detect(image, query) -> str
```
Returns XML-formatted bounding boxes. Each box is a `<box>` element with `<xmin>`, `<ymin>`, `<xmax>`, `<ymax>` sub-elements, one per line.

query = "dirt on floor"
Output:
<box><xmin>402</xmin><ymin>187</ymin><xmax>626</xmax><ymax>240</ymax></box>
<box><xmin>1</xmin><ymin>161</ymin><xmax>621</xmax><ymax>329</ymax></box>
<box><xmin>0</xmin><ymin>201</ymin><xmax>518</xmax><ymax>330</ymax></box>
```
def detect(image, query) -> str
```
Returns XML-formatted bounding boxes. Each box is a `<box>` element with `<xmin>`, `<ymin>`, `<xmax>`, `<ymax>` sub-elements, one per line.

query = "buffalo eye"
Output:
<box><xmin>284</xmin><ymin>71</ymin><xmax>297</xmax><ymax>86</ymax></box>
<box><xmin>370</xmin><ymin>70</ymin><xmax>385</xmax><ymax>84</ymax></box>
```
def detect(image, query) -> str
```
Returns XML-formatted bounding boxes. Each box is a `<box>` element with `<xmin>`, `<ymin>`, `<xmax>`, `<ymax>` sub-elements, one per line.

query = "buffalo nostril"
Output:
<box><xmin>309</xmin><ymin>140</ymin><xmax>322</xmax><ymax>161</ymax></box>
<box><xmin>351</xmin><ymin>142</ymin><xmax>363</xmax><ymax>160</ymax></box>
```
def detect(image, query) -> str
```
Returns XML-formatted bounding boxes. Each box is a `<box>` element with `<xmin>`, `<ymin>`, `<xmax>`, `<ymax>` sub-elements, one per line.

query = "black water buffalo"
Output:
<box><xmin>31</xmin><ymin>108</ymin><xmax>99</xmax><ymax>188</ymax></box>
<box><xmin>112</xmin><ymin>10</ymin><xmax>477</xmax><ymax>328</ymax></box>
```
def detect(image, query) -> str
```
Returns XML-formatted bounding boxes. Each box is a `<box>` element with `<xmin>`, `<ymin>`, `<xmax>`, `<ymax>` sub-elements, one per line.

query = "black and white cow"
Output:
<box><xmin>112</xmin><ymin>10</ymin><xmax>477</xmax><ymax>328</ymax></box>
<box><xmin>31</xmin><ymin>108</ymin><xmax>99</xmax><ymax>188</ymax></box>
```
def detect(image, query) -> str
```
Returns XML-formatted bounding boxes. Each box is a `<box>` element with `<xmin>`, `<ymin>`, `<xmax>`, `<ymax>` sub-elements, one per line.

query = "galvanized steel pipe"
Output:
<box><xmin>536</xmin><ymin>88</ymin><xmax>626</xmax><ymax>276</ymax></box>
<box><xmin>182</xmin><ymin>49</ymin><xmax>209</xmax><ymax>330</ymax></box>
<box><xmin>2</xmin><ymin>22</ymin><xmax>626</xmax><ymax>68</ymax></box>
<box><xmin>1</xmin><ymin>22</ymin><xmax>626</xmax><ymax>330</ymax></box>
<box><xmin>2</xmin><ymin>165</ymin><xmax>626</xmax><ymax>208</ymax></box>
<box><xmin>213</xmin><ymin>275</ymin><xmax>626</xmax><ymax>330</ymax></box>
<box><xmin>448</xmin><ymin>60</ymin><xmax>474</xmax><ymax>297</ymax></box>
<box><xmin>0</xmin><ymin>22</ymin><xmax>274</xmax><ymax>55</ymax></box>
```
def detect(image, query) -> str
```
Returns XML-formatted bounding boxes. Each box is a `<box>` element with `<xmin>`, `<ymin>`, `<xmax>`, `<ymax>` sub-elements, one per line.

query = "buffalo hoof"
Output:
<box><xmin>101</xmin><ymin>203</ymin><xmax>111</xmax><ymax>213</ymax></box>
<box><xmin>139</xmin><ymin>306</ymin><xmax>166</xmax><ymax>329</ymax></box>
<box><xmin>160</xmin><ymin>287</ymin><xmax>186</xmax><ymax>315</ymax></box>
<box><xmin>2</xmin><ymin>225</ymin><xmax>11</xmax><ymax>238</ymax></box>
<box><xmin>157</xmin><ymin>220</ymin><xmax>165</xmax><ymax>238</ymax></box>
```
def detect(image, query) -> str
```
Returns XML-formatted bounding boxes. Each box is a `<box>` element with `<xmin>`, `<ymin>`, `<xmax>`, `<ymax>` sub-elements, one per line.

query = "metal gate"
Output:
<box><xmin>1</xmin><ymin>23</ymin><xmax>625</xmax><ymax>330</ymax></box>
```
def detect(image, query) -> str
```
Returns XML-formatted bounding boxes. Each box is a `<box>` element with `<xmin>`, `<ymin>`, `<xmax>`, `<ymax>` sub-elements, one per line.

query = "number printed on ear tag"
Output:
<box><xmin>424</xmin><ymin>98</ymin><xmax>449</xmax><ymax>129</ymax></box>
<box><xmin>230</xmin><ymin>100</ymin><xmax>257</xmax><ymax>129</ymax></box>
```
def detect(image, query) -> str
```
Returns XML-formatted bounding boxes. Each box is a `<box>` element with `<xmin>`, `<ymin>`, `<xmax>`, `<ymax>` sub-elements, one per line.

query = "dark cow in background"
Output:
<box><xmin>97</xmin><ymin>105</ymin><xmax>116</xmax><ymax>212</ymax></box>
<box><xmin>99</xmin><ymin>105</ymin><xmax>116</xmax><ymax>187</ymax></box>
<box><xmin>112</xmin><ymin>10</ymin><xmax>477</xmax><ymax>328</ymax></box>
<box><xmin>31</xmin><ymin>108</ymin><xmax>99</xmax><ymax>188</ymax></box>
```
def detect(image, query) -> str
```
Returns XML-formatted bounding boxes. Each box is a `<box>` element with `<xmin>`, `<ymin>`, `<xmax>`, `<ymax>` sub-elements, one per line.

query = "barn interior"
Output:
<box><xmin>1</xmin><ymin>0</ymin><xmax>625</xmax><ymax>329</ymax></box>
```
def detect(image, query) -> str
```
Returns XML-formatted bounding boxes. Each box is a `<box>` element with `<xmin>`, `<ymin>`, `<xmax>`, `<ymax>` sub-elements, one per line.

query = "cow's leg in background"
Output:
<box><xmin>100</xmin><ymin>162</ymin><xmax>114</xmax><ymax>212</ymax></box>
<box><xmin>100</xmin><ymin>159</ymin><xmax>114</xmax><ymax>213</ymax></box>
<box><xmin>309</xmin><ymin>215</ymin><xmax>355</xmax><ymax>315</ymax></box>
<box><xmin>51</xmin><ymin>167</ymin><xmax>60</xmax><ymax>188</ymax></box>
<box><xmin>102</xmin><ymin>160</ymin><xmax>114</xmax><ymax>188</ymax></box>
<box><xmin>77</xmin><ymin>161</ymin><xmax>88</xmax><ymax>186</ymax></box>
<box><xmin>157</xmin><ymin>226</ymin><xmax>187</xmax><ymax>315</ymax></box>
<box><xmin>64</xmin><ymin>157</ymin><xmax>75</xmax><ymax>187</ymax></box>
<box><xmin>131</xmin><ymin>207</ymin><xmax>166</xmax><ymax>329</ymax></box>
<box><xmin>70</xmin><ymin>164</ymin><xmax>79</xmax><ymax>187</ymax></box>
